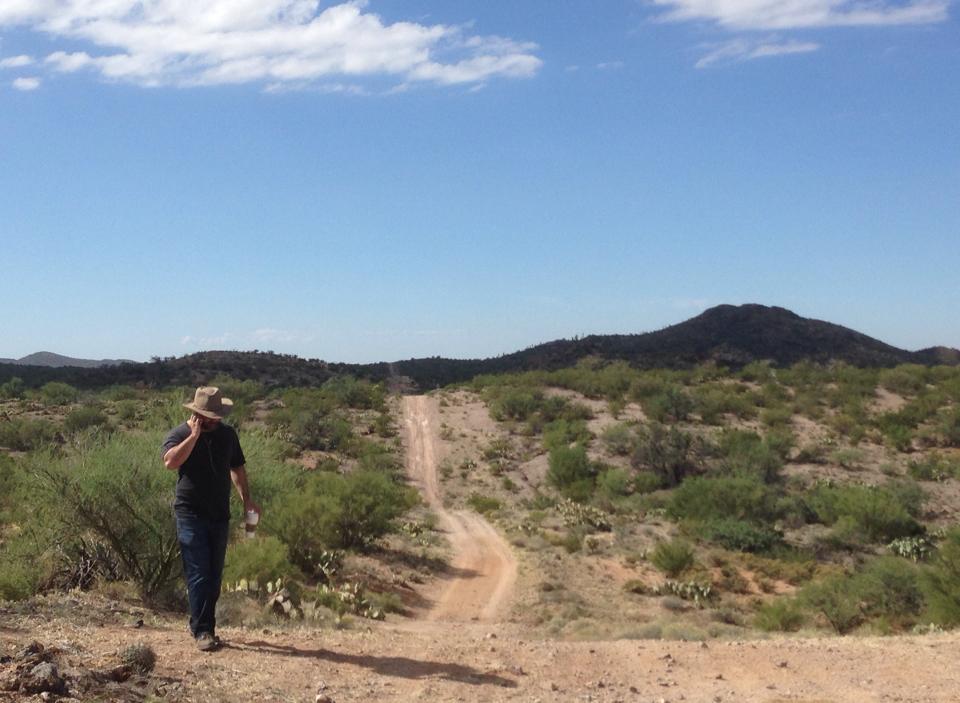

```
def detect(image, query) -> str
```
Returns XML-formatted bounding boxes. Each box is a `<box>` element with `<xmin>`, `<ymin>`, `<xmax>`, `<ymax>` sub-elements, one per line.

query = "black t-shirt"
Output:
<box><xmin>161</xmin><ymin>422</ymin><xmax>246</xmax><ymax>521</ymax></box>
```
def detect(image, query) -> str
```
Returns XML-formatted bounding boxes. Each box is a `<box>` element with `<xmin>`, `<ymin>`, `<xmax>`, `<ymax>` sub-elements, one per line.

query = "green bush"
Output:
<box><xmin>489</xmin><ymin>388</ymin><xmax>542</xmax><ymax>422</ymax></box>
<box><xmin>0</xmin><ymin>376</ymin><xmax>25</xmax><ymax>399</ymax></box>
<box><xmin>805</xmin><ymin>483</ymin><xmax>923</xmax><ymax>543</ymax></box>
<box><xmin>274</xmin><ymin>470</ymin><xmax>417</xmax><ymax>568</ymax></box>
<box><xmin>0</xmin><ymin>418</ymin><xmax>57</xmax><ymax>451</ymax></box>
<box><xmin>715</xmin><ymin>430</ymin><xmax>784</xmax><ymax>483</ymax></box>
<box><xmin>543</xmin><ymin>419</ymin><xmax>591</xmax><ymax>452</ymax></box>
<box><xmin>631</xmin><ymin>423</ymin><xmax>699</xmax><ymax>487</ymax></box>
<box><xmin>938</xmin><ymin>408</ymin><xmax>960</xmax><ymax>447</ymax></box>
<box><xmin>601</xmin><ymin>423</ymin><xmax>636</xmax><ymax>456</ymax></box>
<box><xmin>0</xmin><ymin>547</ymin><xmax>39</xmax><ymax>601</ymax></box>
<box><xmin>908</xmin><ymin>453</ymin><xmax>960</xmax><ymax>481</ymax></box>
<box><xmin>23</xmin><ymin>433</ymin><xmax>181</xmax><ymax>601</ymax></box>
<box><xmin>467</xmin><ymin>493</ymin><xmax>501</xmax><ymax>515</ymax></box>
<box><xmin>699</xmin><ymin>518</ymin><xmax>783</xmax><ymax>553</ymax></box>
<box><xmin>754</xmin><ymin>598</ymin><xmax>805</xmax><ymax>632</ymax></box>
<box><xmin>644</xmin><ymin>386</ymin><xmax>694</xmax><ymax>423</ymax></box>
<box><xmin>596</xmin><ymin>467</ymin><xmax>632</xmax><ymax>500</ymax></box>
<box><xmin>321</xmin><ymin>375</ymin><xmax>385</xmax><ymax>410</ymax></box>
<box><xmin>547</xmin><ymin>445</ymin><xmax>595</xmax><ymax>501</ymax></box>
<box><xmin>668</xmin><ymin>475</ymin><xmax>778</xmax><ymax>524</ymax></box>
<box><xmin>64</xmin><ymin>405</ymin><xmax>109</xmax><ymax>433</ymax></box>
<box><xmin>38</xmin><ymin>381</ymin><xmax>79</xmax><ymax>406</ymax></box>
<box><xmin>922</xmin><ymin>528</ymin><xmax>960</xmax><ymax>627</ymax></box>
<box><xmin>801</xmin><ymin>557</ymin><xmax>924</xmax><ymax>634</ymax></box>
<box><xmin>650</xmin><ymin>538</ymin><xmax>695</xmax><ymax>577</ymax></box>
<box><xmin>223</xmin><ymin>535</ymin><xmax>301</xmax><ymax>586</ymax></box>
<box><xmin>799</xmin><ymin>574</ymin><xmax>864</xmax><ymax>633</ymax></box>
<box><xmin>879</xmin><ymin>365</ymin><xmax>929</xmax><ymax>396</ymax></box>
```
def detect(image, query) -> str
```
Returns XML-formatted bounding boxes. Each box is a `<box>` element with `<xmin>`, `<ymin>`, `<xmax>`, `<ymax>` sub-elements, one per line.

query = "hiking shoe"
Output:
<box><xmin>196</xmin><ymin>633</ymin><xmax>218</xmax><ymax>652</ymax></box>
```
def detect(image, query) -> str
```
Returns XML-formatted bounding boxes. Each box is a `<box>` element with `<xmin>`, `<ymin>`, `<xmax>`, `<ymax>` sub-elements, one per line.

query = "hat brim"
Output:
<box><xmin>183</xmin><ymin>398</ymin><xmax>233</xmax><ymax>419</ymax></box>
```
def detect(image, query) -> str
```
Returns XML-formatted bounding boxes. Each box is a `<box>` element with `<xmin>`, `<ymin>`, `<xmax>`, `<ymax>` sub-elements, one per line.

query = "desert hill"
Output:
<box><xmin>1</xmin><ymin>304</ymin><xmax>955</xmax><ymax>390</ymax></box>
<box><xmin>0</xmin><ymin>351</ymin><xmax>133</xmax><ymax>368</ymax></box>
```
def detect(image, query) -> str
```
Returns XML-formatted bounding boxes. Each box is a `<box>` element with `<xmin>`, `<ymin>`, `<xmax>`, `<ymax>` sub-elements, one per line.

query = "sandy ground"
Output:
<box><xmin>402</xmin><ymin>394</ymin><xmax>517</xmax><ymax>623</ymax></box>
<box><xmin>4</xmin><ymin>394</ymin><xmax>960</xmax><ymax>702</ymax></box>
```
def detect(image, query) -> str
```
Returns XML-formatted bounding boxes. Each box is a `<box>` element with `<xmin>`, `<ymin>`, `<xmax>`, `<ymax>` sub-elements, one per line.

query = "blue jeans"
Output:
<box><xmin>175</xmin><ymin>512</ymin><xmax>229</xmax><ymax>638</ymax></box>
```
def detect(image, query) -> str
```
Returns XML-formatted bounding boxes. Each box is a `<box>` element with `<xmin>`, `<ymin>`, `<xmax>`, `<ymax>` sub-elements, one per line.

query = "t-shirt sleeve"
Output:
<box><xmin>161</xmin><ymin>425</ymin><xmax>188</xmax><ymax>459</ymax></box>
<box><xmin>230</xmin><ymin>430</ymin><xmax>246</xmax><ymax>469</ymax></box>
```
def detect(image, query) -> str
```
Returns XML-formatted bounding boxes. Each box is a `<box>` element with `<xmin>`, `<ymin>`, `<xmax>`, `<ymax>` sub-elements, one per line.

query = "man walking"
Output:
<box><xmin>162</xmin><ymin>386</ymin><xmax>259</xmax><ymax>651</ymax></box>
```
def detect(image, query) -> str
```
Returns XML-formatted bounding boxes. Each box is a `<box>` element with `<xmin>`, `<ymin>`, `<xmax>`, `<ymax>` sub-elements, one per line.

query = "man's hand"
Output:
<box><xmin>187</xmin><ymin>414</ymin><xmax>203</xmax><ymax>437</ymax></box>
<box><xmin>245</xmin><ymin>500</ymin><xmax>262</xmax><ymax>518</ymax></box>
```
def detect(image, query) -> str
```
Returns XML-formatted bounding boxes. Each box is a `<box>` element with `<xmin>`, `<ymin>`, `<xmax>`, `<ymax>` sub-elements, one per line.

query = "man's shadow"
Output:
<box><xmin>224</xmin><ymin>639</ymin><xmax>517</xmax><ymax>688</ymax></box>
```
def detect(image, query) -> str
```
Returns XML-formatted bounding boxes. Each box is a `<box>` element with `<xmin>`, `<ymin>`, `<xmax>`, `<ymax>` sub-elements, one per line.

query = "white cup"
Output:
<box><xmin>244</xmin><ymin>509</ymin><xmax>259</xmax><ymax>539</ymax></box>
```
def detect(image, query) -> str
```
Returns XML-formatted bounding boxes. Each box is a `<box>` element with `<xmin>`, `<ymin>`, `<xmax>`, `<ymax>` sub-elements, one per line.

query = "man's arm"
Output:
<box><xmin>162</xmin><ymin>415</ymin><xmax>202</xmax><ymax>470</ymax></box>
<box><xmin>230</xmin><ymin>465</ymin><xmax>260</xmax><ymax>515</ymax></box>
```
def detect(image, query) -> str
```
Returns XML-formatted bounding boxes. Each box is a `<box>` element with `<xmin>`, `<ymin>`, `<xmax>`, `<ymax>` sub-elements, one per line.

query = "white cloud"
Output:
<box><xmin>12</xmin><ymin>76</ymin><xmax>40</xmax><ymax>90</ymax></box>
<box><xmin>0</xmin><ymin>54</ymin><xmax>33</xmax><ymax>68</ymax></box>
<box><xmin>696</xmin><ymin>37</ymin><xmax>820</xmax><ymax>68</ymax></box>
<box><xmin>0</xmin><ymin>1</ymin><xmax>541</xmax><ymax>89</ymax></box>
<box><xmin>651</xmin><ymin>0</ymin><xmax>948</xmax><ymax>31</ymax></box>
<box><xmin>596</xmin><ymin>60</ymin><xmax>625</xmax><ymax>70</ymax></box>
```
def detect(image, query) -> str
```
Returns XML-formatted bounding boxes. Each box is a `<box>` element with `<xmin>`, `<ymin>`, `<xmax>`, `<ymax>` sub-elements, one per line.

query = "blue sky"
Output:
<box><xmin>1</xmin><ymin>1</ymin><xmax>957</xmax><ymax>363</ymax></box>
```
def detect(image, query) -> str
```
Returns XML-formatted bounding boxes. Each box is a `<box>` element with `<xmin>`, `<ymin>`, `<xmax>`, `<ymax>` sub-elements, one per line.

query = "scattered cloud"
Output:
<box><xmin>0</xmin><ymin>54</ymin><xmax>32</xmax><ymax>68</ymax></box>
<box><xmin>651</xmin><ymin>0</ymin><xmax>949</xmax><ymax>31</ymax></box>
<box><xmin>696</xmin><ymin>37</ymin><xmax>820</xmax><ymax>68</ymax></box>
<box><xmin>12</xmin><ymin>76</ymin><xmax>39</xmax><ymax>90</ymax></box>
<box><xmin>649</xmin><ymin>0</ymin><xmax>947</xmax><ymax>68</ymax></box>
<box><xmin>0</xmin><ymin>1</ymin><xmax>542</xmax><ymax>90</ymax></box>
<box><xmin>596</xmin><ymin>60</ymin><xmax>625</xmax><ymax>70</ymax></box>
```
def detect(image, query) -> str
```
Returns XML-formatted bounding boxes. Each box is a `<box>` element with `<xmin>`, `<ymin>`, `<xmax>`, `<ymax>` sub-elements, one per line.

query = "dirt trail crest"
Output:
<box><xmin>402</xmin><ymin>394</ymin><xmax>517</xmax><ymax>623</ymax></box>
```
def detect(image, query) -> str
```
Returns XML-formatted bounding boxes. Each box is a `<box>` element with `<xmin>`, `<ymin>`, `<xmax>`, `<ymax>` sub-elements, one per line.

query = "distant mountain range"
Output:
<box><xmin>1</xmin><ymin>305</ymin><xmax>957</xmax><ymax>390</ymax></box>
<box><xmin>0</xmin><ymin>352</ymin><xmax>134</xmax><ymax>368</ymax></box>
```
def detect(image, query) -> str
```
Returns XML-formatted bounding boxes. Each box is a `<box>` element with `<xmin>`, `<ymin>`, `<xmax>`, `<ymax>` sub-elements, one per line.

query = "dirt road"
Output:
<box><xmin>402</xmin><ymin>394</ymin><xmax>517</xmax><ymax>623</ymax></box>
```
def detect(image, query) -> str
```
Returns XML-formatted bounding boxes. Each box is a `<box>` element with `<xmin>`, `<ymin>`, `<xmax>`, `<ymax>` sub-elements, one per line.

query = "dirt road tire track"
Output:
<box><xmin>402</xmin><ymin>394</ymin><xmax>517</xmax><ymax>623</ymax></box>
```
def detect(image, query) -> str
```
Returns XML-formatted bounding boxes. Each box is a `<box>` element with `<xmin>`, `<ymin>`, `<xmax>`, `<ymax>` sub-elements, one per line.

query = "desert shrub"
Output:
<box><xmin>922</xmin><ymin>528</ymin><xmax>960</xmax><ymax>626</ymax></box>
<box><xmin>879</xmin><ymin>365</ymin><xmax>928</xmax><ymax>396</ymax></box>
<box><xmin>908</xmin><ymin>453</ymin><xmax>960</xmax><ymax>481</ymax></box>
<box><xmin>118</xmin><ymin>643</ymin><xmax>156</xmax><ymax>675</ymax></box>
<box><xmin>321</xmin><ymin>375</ymin><xmax>385</xmax><ymax>410</ymax></box>
<box><xmin>628</xmin><ymin>375</ymin><xmax>668</xmax><ymax>401</ymax></box>
<box><xmin>467</xmin><ymin>494</ymin><xmax>501</xmax><ymax>515</ymax></box>
<box><xmin>64</xmin><ymin>405</ymin><xmax>109</xmax><ymax>433</ymax></box>
<box><xmin>668</xmin><ymin>475</ymin><xmax>778</xmax><ymax>524</ymax></box>
<box><xmin>799</xmin><ymin>574</ymin><xmax>864</xmax><ymax>633</ymax></box>
<box><xmin>760</xmin><ymin>405</ymin><xmax>793</xmax><ymax>429</ymax></box>
<box><xmin>650</xmin><ymin>538</ymin><xmax>695</xmax><ymax>577</ymax></box>
<box><xmin>0</xmin><ymin>417</ymin><xmax>58</xmax><ymax>451</ymax></box>
<box><xmin>716</xmin><ymin>430</ymin><xmax>784</xmax><ymax>483</ymax></box>
<box><xmin>938</xmin><ymin>408</ymin><xmax>960</xmax><ymax>447</ymax></box>
<box><xmin>23</xmin><ymin>433</ymin><xmax>181</xmax><ymax>601</ymax></box>
<box><xmin>489</xmin><ymin>388</ymin><xmax>542</xmax><ymax>422</ymax></box>
<box><xmin>830</xmin><ymin>447</ymin><xmax>866</xmax><ymax>470</ymax></box>
<box><xmin>98</xmin><ymin>384</ymin><xmax>140</xmax><ymax>402</ymax></box>
<box><xmin>274</xmin><ymin>470</ymin><xmax>417</xmax><ymax>567</ymax></box>
<box><xmin>740</xmin><ymin>361</ymin><xmax>776</xmax><ymax>383</ymax></box>
<box><xmin>223</xmin><ymin>535</ymin><xmax>301</xmax><ymax>586</ymax></box>
<box><xmin>857</xmin><ymin>557</ymin><xmax>924</xmax><ymax>626</ymax></box>
<box><xmin>805</xmin><ymin>483</ymin><xmax>923</xmax><ymax>543</ymax></box>
<box><xmin>644</xmin><ymin>386</ymin><xmax>694</xmax><ymax>423</ymax></box>
<box><xmin>633</xmin><ymin>471</ymin><xmax>663</xmax><ymax>494</ymax></box>
<box><xmin>754</xmin><ymin>598</ymin><xmax>805</xmax><ymax>632</ymax></box>
<box><xmin>38</xmin><ymin>381</ymin><xmax>78</xmax><ymax>406</ymax></box>
<box><xmin>547</xmin><ymin>445</ymin><xmax>596</xmax><ymax>502</ymax></box>
<box><xmin>601</xmin><ymin>423</ymin><xmax>636</xmax><ymax>456</ymax></box>
<box><xmin>543</xmin><ymin>419</ymin><xmax>591</xmax><ymax>452</ymax></box>
<box><xmin>0</xmin><ymin>376</ymin><xmax>25</xmax><ymax>399</ymax></box>
<box><xmin>699</xmin><ymin>518</ymin><xmax>783</xmax><ymax>553</ymax></box>
<box><xmin>631</xmin><ymin>423</ymin><xmax>699</xmax><ymax>487</ymax></box>
<box><xmin>596</xmin><ymin>467</ymin><xmax>632</xmax><ymax>500</ymax></box>
<box><xmin>115</xmin><ymin>400</ymin><xmax>139</xmax><ymax>423</ymax></box>
<box><xmin>0</xmin><ymin>543</ymin><xmax>39</xmax><ymax>601</ymax></box>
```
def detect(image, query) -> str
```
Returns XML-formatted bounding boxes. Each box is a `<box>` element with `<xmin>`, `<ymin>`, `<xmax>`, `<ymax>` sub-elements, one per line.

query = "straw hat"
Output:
<box><xmin>183</xmin><ymin>386</ymin><xmax>233</xmax><ymax>419</ymax></box>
